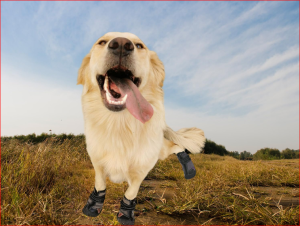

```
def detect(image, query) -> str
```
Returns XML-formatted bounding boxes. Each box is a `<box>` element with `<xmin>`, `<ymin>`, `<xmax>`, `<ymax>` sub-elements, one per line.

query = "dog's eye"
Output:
<box><xmin>136</xmin><ymin>43</ymin><xmax>143</xmax><ymax>49</ymax></box>
<box><xmin>99</xmin><ymin>40</ymin><xmax>107</xmax><ymax>46</ymax></box>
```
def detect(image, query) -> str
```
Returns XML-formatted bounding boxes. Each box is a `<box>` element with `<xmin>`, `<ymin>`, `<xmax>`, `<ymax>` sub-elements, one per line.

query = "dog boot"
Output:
<box><xmin>177</xmin><ymin>150</ymin><xmax>196</xmax><ymax>179</ymax></box>
<box><xmin>117</xmin><ymin>196</ymin><xmax>137</xmax><ymax>225</ymax></box>
<box><xmin>82</xmin><ymin>188</ymin><xmax>106</xmax><ymax>217</ymax></box>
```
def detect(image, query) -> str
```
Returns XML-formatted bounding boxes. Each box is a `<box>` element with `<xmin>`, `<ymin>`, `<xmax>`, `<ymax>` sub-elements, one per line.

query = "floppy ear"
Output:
<box><xmin>150</xmin><ymin>51</ymin><xmax>165</xmax><ymax>87</ymax></box>
<box><xmin>77</xmin><ymin>53</ymin><xmax>91</xmax><ymax>85</ymax></box>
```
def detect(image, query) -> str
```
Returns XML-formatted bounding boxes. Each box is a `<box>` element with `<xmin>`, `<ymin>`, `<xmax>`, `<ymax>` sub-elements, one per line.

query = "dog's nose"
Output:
<box><xmin>108</xmin><ymin>37</ymin><xmax>134</xmax><ymax>56</ymax></box>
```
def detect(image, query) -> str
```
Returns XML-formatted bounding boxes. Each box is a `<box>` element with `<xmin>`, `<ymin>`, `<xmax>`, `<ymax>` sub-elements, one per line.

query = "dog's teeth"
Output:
<box><xmin>121</xmin><ymin>94</ymin><xmax>128</xmax><ymax>102</ymax></box>
<box><xmin>104</xmin><ymin>76</ymin><xmax>109</xmax><ymax>92</ymax></box>
<box><xmin>106</xmin><ymin>92</ymin><xmax>111</xmax><ymax>101</ymax></box>
<box><xmin>105</xmin><ymin>84</ymin><xmax>128</xmax><ymax>105</ymax></box>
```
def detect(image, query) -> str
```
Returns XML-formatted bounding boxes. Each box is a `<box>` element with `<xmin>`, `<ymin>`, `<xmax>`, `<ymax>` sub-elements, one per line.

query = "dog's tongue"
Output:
<box><xmin>109</xmin><ymin>76</ymin><xmax>153</xmax><ymax>123</ymax></box>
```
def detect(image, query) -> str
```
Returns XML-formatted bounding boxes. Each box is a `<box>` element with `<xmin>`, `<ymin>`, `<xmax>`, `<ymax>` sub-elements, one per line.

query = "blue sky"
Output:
<box><xmin>1</xmin><ymin>1</ymin><xmax>299</xmax><ymax>153</ymax></box>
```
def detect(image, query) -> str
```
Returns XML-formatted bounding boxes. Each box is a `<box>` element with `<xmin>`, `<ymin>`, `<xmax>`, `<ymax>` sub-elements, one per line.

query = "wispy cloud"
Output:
<box><xmin>1</xmin><ymin>1</ymin><xmax>298</xmax><ymax>152</ymax></box>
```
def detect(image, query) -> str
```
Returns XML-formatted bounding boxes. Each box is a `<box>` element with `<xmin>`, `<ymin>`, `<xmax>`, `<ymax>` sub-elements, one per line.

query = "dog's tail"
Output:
<box><xmin>164</xmin><ymin>126</ymin><xmax>205</xmax><ymax>154</ymax></box>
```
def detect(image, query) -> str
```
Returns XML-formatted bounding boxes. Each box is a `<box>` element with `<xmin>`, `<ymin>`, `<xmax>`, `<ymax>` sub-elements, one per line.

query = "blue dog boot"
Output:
<box><xmin>82</xmin><ymin>188</ymin><xmax>106</xmax><ymax>217</ymax></box>
<box><xmin>117</xmin><ymin>196</ymin><xmax>137</xmax><ymax>225</ymax></box>
<box><xmin>177</xmin><ymin>150</ymin><xmax>196</xmax><ymax>179</ymax></box>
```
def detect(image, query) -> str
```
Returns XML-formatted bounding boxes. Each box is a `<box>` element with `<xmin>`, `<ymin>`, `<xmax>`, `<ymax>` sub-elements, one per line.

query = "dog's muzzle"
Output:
<box><xmin>108</xmin><ymin>37</ymin><xmax>134</xmax><ymax>57</ymax></box>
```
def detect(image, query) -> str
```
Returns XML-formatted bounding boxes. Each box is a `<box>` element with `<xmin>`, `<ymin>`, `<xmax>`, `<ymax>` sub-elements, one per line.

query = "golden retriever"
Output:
<box><xmin>77</xmin><ymin>32</ymin><xmax>205</xmax><ymax>225</ymax></box>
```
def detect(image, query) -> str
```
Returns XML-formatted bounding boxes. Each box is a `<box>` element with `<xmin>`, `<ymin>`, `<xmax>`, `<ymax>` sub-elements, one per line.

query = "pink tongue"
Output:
<box><xmin>109</xmin><ymin>77</ymin><xmax>153</xmax><ymax>123</ymax></box>
<box><xmin>110</xmin><ymin>81</ymin><xmax>120</xmax><ymax>93</ymax></box>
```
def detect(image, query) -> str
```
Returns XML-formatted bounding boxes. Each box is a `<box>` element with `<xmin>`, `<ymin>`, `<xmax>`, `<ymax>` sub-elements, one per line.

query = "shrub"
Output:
<box><xmin>203</xmin><ymin>139</ymin><xmax>228</xmax><ymax>156</ymax></box>
<box><xmin>253</xmin><ymin>148</ymin><xmax>281</xmax><ymax>160</ymax></box>
<box><xmin>240</xmin><ymin>150</ymin><xmax>253</xmax><ymax>160</ymax></box>
<box><xmin>1</xmin><ymin>133</ymin><xmax>85</xmax><ymax>144</ymax></box>
<box><xmin>281</xmin><ymin>148</ymin><xmax>299</xmax><ymax>159</ymax></box>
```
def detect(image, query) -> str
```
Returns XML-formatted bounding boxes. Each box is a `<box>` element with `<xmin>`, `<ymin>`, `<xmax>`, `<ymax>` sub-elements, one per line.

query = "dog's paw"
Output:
<box><xmin>82</xmin><ymin>188</ymin><xmax>106</xmax><ymax>217</ymax></box>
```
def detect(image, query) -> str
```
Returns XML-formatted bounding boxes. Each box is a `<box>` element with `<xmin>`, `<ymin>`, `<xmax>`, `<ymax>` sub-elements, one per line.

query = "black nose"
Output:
<box><xmin>108</xmin><ymin>37</ymin><xmax>134</xmax><ymax>56</ymax></box>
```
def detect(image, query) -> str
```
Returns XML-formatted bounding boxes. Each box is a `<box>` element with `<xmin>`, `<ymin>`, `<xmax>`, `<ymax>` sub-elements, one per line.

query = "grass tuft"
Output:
<box><xmin>1</xmin><ymin>138</ymin><xmax>299</xmax><ymax>225</ymax></box>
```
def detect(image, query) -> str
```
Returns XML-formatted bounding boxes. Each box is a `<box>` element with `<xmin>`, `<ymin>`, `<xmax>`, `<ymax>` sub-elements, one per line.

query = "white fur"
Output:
<box><xmin>78</xmin><ymin>32</ymin><xmax>205</xmax><ymax>200</ymax></box>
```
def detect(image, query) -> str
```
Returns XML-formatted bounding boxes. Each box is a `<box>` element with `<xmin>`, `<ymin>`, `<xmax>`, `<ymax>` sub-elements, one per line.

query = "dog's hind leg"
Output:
<box><xmin>159</xmin><ymin>138</ymin><xmax>185</xmax><ymax>160</ymax></box>
<box><xmin>82</xmin><ymin>165</ymin><xmax>106</xmax><ymax>217</ymax></box>
<box><xmin>160</xmin><ymin>126</ymin><xmax>206</xmax><ymax>180</ymax></box>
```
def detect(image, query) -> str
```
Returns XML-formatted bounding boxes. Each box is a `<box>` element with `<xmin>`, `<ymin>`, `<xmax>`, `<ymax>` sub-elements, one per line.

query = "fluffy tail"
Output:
<box><xmin>164</xmin><ymin>126</ymin><xmax>205</xmax><ymax>154</ymax></box>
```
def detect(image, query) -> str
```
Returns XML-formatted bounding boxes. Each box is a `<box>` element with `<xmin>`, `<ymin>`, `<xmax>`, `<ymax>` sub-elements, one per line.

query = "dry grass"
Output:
<box><xmin>1</xmin><ymin>138</ymin><xmax>299</xmax><ymax>225</ymax></box>
<box><xmin>1</xmin><ymin>138</ymin><xmax>90</xmax><ymax>225</ymax></box>
<box><xmin>146</xmin><ymin>154</ymin><xmax>299</xmax><ymax>225</ymax></box>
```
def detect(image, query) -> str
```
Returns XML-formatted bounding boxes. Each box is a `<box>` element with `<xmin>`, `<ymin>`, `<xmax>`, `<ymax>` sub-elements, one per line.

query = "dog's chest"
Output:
<box><xmin>88</xmin><ymin>125</ymin><xmax>163</xmax><ymax>183</ymax></box>
<box><xmin>86</xmin><ymin>119</ymin><xmax>163</xmax><ymax>159</ymax></box>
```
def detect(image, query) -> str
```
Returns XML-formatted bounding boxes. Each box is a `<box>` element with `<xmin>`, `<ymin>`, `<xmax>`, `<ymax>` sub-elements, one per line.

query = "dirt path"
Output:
<box><xmin>134</xmin><ymin>180</ymin><xmax>222</xmax><ymax>225</ymax></box>
<box><xmin>73</xmin><ymin>179</ymin><xmax>223</xmax><ymax>225</ymax></box>
<box><xmin>251</xmin><ymin>186</ymin><xmax>299</xmax><ymax>207</ymax></box>
<box><xmin>72</xmin><ymin>179</ymin><xmax>299</xmax><ymax>225</ymax></box>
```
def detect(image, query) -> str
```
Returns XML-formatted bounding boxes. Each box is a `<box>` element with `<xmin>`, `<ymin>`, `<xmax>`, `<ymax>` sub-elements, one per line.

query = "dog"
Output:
<box><xmin>77</xmin><ymin>32</ymin><xmax>205</xmax><ymax>225</ymax></box>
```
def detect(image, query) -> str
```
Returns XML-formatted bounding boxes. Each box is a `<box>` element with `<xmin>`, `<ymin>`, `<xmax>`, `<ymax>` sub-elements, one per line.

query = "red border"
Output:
<box><xmin>0</xmin><ymin>1</ymin><xmax>299</xmax><ymax>226</ymax></box>
<box><xmin>0</xmin><ymin>1</ymin><xmax>2</xmax><ymax>225</ymax></box>
<box><xmin>0</xmin><ymin>0</ymin><xmax>298</xmax><ymax>1</ymax></box>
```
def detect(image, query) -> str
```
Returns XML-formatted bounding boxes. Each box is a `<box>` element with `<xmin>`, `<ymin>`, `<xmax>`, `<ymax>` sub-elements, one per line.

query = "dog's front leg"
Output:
<box><xmin>94</xmin><ymin>164</ymin><xmax>106</xmax><ymax>191</ymax></box>
<box><xmin>117</xmin><ymin>172</ymin><xmax>146</xmax><ymax>225</ymax></box>
<box><xmin>82</xmin><ymin>164</ymin><xmax>106</xmax><ymax>217</ymax></box>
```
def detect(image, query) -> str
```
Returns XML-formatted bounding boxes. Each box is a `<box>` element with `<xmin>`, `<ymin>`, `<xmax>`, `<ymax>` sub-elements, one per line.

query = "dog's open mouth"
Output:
<box><xmin>97</xmin><ymin>67</ymin><xmax>153</xmax><ymax>123</ymax></box>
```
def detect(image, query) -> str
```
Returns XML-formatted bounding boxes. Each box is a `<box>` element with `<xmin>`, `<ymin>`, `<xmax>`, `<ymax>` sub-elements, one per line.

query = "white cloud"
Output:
<box><xmin>260</xmin><ymin>46</ymin><xmax>299</xmax><ymax>71</ymax></box>
<box><xmin>1</xmin><ymin>1</ymin><xmax>298</xmax><ymax>153</ymax></box>
<box><xmin>223</xmin><ymin>45</ymin><xmax>299</xmax><ymax>87</ymax></box>
<box><xmin>1</xmin><ymin>66</ymin><xmax>84</xmax><ymax>136</ymax></box>
<box><xmin>216</xmin><ymin>63</ymin><xmax>299</xmax><ymax>106</ymax></box>
<box><xmin>165</xmin><ymin>104</ymin><xmax>299</xmax><ymax>153</ymax></box>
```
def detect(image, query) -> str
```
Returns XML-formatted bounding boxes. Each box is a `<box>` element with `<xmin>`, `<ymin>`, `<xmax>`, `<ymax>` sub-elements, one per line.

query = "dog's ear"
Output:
<box><xmin>150</xmin><ymin>51</ymin><xmax>165</xmax><ymax>87</ymax></box>
<box><xmin>77</xmin><ymin>53</ymin><xmax>91</xmax><ymax>86</ymax></box>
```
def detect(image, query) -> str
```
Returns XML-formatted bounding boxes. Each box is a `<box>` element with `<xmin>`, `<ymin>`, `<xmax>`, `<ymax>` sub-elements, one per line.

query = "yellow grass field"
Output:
<box><xmin>1</xmin><ymin>138</ymin><xmax>299</xmax><ymax>225</ymax></box>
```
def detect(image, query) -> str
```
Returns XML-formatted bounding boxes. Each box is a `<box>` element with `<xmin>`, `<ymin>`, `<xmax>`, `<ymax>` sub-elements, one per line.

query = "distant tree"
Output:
<box><xmin>281</xmin><ymin>148</ymin><xmax>299</xmax><ymax>159</ymax></box>
<box><xmin>228</xmin><ymin>151</ymin><xmax>240</xmax><ymax>159</ymax></box>
<box><xmin>270</xmin><ymin>149</ymin><xmax>280</xmax><ymax>159</ymax></box>
<box><xmin>253</xmin><ymin>148</ymin><xmax>281</xmax><ymax>160</ymax></box>
<box><xmin>240</xmin><ymin>151</ymin><xmax>245</xmax><ymax>160</ymax></box>
<box><xmin>2</xmin><ymin>133</ymin><xmax>85</xmax><ymax>144</ymax></box>
<box><xmin>281</xmin><ymin>148</ymin><xmax>294</xmax><ymax>159</ymax></box>
<box><xmin>203</xmin><ymin>139</ymin><xmax>228</xmax><ymax>156</ymax></box>
<box><xmin>240</xmin><ymin>151</ymin><xmax>253</xmax><ymax>160</ymax></box>
<box><xmin>294</xmin><ymin>149</ymin><xmax>299</xmax><ymax>159</ymax></box>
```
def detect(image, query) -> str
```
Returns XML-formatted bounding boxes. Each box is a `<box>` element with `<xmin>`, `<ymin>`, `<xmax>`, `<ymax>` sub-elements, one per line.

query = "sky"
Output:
<box><xmin>1</xmin><ymin>1</ymin><xmax>299</xmax><ymax>153</ymax></box>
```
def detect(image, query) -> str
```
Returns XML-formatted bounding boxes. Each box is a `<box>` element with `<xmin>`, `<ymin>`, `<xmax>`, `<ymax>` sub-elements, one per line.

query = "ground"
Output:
<box><xmin>1</xmin><ymin>138</ymin><xmax>299</xmax><ymax>225</ymax></box>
